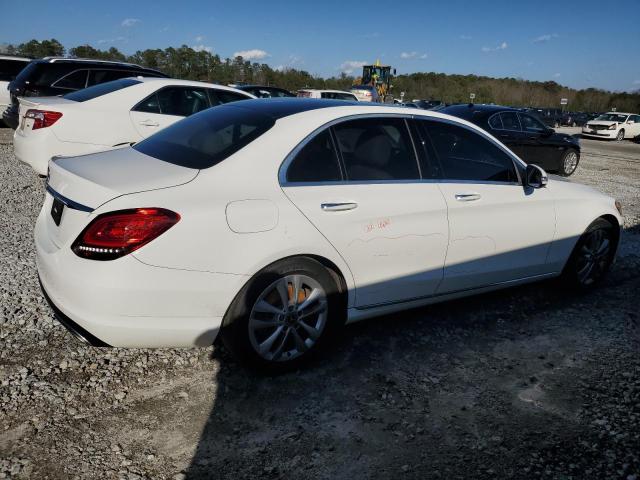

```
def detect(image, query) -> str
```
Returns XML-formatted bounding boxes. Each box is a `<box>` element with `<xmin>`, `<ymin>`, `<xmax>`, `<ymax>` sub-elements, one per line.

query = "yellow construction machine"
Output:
<box><xmin>352</xmin><ymin>60</ymin><xmax>396</xmax><ymax>103</ymax></box>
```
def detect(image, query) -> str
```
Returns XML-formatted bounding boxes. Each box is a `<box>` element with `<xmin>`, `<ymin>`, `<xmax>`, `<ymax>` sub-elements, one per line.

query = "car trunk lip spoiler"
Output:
<box><xmin>46</xmin><ymin>184</ymin><xmax>94</xmax><ymax>212</ymax></box>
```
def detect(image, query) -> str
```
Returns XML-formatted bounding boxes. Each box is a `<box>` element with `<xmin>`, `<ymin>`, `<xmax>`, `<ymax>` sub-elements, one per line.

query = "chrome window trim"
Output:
<box><xmin>279</xmin><ymin>112</ymin><xmax>525</xmax><ymax>187</ymax></box>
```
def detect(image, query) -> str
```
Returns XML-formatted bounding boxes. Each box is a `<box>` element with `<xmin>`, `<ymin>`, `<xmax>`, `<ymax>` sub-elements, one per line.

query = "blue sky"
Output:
<box><xmin>2</xmin><ymin>0</ymin><xmax>639</xmax><ymax>92</ymax></box>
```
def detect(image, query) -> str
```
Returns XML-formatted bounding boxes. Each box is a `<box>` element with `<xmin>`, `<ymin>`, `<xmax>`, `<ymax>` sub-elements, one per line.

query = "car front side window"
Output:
<box><xmin>519</xmin><ymin>113</ymin><xmax>547</xmax><ymax>132</ymax></box>
<box><xmin>423</xmin><ymin>120</ymin><xmax>518</xmax><ymax>183</ymax></box>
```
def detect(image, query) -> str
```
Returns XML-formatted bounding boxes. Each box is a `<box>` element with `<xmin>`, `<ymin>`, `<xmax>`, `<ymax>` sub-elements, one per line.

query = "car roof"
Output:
<box><xmin>0</xmin><ymin>55</ymin><xmax>31</xmax><ymax>62</ymax></box>
<box><xmin>238</xmin><ymin>85</ymin><xmax>288</xmax><ymax>90</ymax></box>
<box><xmin>132</xmin><ymin>77</ymin><xmax>254</xmax><ymax>93</ymax></box>
<box><xmin>299</xmin><ymin>89</ymin><xmax>355</xmax><ymax>94</ymax></box>
<box><xmin>33</xmin><ymin>57</ymin><xmax>165</xmax><ymax>74</ymax></box>
<box><xmin>219</xmin><ymin>98</ymin><xmax>493</xmax><ymax>124</ymax></box>
<box><xmin>603</xmin><ymin>111</ymin><xmax>633</xmax><ymax>115</ymax></box>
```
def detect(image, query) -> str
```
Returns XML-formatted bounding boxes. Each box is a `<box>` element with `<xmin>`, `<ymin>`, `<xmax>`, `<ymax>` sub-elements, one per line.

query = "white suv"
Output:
<box><xmin>0</xmin><ymin>56</ymin><xmax>31</xmax><ymax>124</ymax></box>
<box><xmin>582</xmin><ymin>112</ymin><xmax>640</xmax><ymax>141</ymax></box>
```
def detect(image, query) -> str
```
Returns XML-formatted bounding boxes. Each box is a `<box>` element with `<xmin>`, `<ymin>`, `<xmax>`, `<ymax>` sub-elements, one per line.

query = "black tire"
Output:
<box><xmin>220</xmin><ymin>257</ymin><xmax>345</xmax><ymax>373</ymax></box>
<box><xmin>558</xmin><ymin>149</ymin><xmax>579</xmax><ymax>176</ymax></box>
<box><xmin>616</xmin><ymin>129</ymin><xmax>625</xmax><ymax>141</ymax></box>
<box><xmin>561</xmin><ymin>218</ymin><xmax>617</xmax><ymax>290</ymax></box>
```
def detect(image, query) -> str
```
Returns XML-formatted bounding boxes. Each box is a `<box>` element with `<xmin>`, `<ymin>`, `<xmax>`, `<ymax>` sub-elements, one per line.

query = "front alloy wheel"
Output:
<box><xmin>562</xmin><ymin>218</ymin><xmax>616</xmax><ymax>289</ymax></box>
<box><xmin>616</xmin><ymin>129</ymin><xmax>625</xmax><ymax>141</ymax></box>
<box><xmin>560</xmin><ymin>150</ymin><xmax>579</xmax><ymax>176</ymax></box>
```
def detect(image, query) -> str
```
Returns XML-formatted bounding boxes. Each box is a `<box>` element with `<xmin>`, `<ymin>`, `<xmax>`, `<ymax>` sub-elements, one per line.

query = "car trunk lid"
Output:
<box><xmin>45</xmin><ymin>147</ymin><xmax>198</xmax><ymax>247</ymax></box>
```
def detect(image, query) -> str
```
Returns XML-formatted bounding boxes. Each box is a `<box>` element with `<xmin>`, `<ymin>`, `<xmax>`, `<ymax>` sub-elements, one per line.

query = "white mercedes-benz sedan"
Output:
<box><xmin>36</xmin><ymin>99</ymin><xmax>623</xmax><ymax>371</ymax></box>
<box><xmin>14</xmin><ymin>77</ymin><xmax>255</xmax><ymax>176</ymax></box>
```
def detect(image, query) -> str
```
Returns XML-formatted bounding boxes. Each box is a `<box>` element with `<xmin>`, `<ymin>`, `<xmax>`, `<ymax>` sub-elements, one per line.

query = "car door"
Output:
<box><xmin>281</xmin><ymin>116</ymin><xmax>449</xmax><ymax>308</ymax></box>
<box><xmin>417</xmin><ymin>119</ymin><xmax>556</xmax><ymax>293</ymax></box>
<box><xmin>517</xmin><ymin>113</ymin><xmax>558</xmax><ymax>170</ymax></box>
<box><xmin>130</xmin><ymin>86</ymin><xmax>211</xmax><ymax>138</ymax></box>
<box><xmin>627</xmin><ymin>115</ymin><xmax>640</xmax><ymax>137</ymax></box>
<box><xmin>489</xmin><ymin>111</ymin><xmax>526</xmax><ymax>158</ymax></box>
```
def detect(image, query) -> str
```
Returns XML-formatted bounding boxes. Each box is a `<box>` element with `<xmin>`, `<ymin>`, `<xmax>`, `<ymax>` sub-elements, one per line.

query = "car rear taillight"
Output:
<box><xmin>71</xmin><ymin>208</ymin><xmax>180</xmax><ymax>261</ymax></box>
<box><xmin>25</xmin><ymin>109</ymin><xmax>63</xmax><ymax>130</ymax></box>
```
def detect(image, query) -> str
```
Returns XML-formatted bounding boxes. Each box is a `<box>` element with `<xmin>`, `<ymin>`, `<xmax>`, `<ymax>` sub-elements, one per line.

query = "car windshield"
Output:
<box><xmin>596</xmin><ymin>113</ymin><xmax>628</xmax><ymax>122</ymax></box>
<box><xmin>133</xmin><ymin>104</ymin><xmax>275</xmax><ymax>169</ymax></box>
<box><xmin>63</xmin><ymin>78</ymin><xmax>141</xmax><ymax>102</ymax></box>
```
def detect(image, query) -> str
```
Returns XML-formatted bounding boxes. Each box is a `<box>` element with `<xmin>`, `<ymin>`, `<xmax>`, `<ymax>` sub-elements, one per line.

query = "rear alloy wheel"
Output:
<box><xmin>616</xmin><ymin>129</ymin><xmax>625</xmax><ymax>141</ymax></box>
<box><xmin>562</xmin><ymin>218</ymin><xmax>616</xmax><ymax>290</ymax></box>
<box><xmin>559</xmin><ymin>149</ymin><xmax>579</xmax><ymax>176</ymax></box>
<box><xmin>221</xmin><ymin>257</ymin><xmax>344</xmax><ymax>372</ymax></box>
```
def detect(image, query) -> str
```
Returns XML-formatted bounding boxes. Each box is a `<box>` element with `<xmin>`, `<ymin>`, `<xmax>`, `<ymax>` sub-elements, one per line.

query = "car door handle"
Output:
<box><xmin>139</xmin><ymin>120</ymin><xmax>159</xmax><ymax>127</ymax></box>
<box><xmin>455</xmin><ymin>193</ymin><xmax>481</xmax><ymax>202</ymax></box>
<box><xmin>321</xmin><ymin>202</ymin><xmax>358</xmax><ymax>212</ymax></box>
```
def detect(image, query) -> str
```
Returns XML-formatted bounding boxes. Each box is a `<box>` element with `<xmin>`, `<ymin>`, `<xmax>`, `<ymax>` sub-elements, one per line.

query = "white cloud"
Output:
<box><xmin>234</xmin><ymin>49</ymin><xmax>269</xmax><ymax>60</ymax></box>
<box><xmin>276</xmin><ymin>55</ymin><xmax>303</xmax><ymax>72</ymax></box>
<box><xmin>194</xmin><ymin>35</ymin><xmax>204</xmax><ymax>42</ymax></box>
<box><xmin>97</xmin><ymin>36</ymin><xmax>126</xmax><ymax>45</ymax></box>
<box><xmin>533</xmin><ymin>33</ymin><xmax>558</xmax><ymax>43</ymax></box>
<box><xmin>481</xmin><ymin>42</ymin><xmax>508</xmax><ymax>52</ymax></box>
<box><xmin>553</xmin><ymin>73</ymin><xmax>561</xmax><ymax>78</ymax></box>
<box><xmin>633</xmin><ymin>79</ymin><xmax>640</xmax><ymax>85</ymax></box>
<box><xmin>340</xmin><ymin>60</ymin><xmax>367</xmax><ymax>74</ymax></box>
<box><xmin>121</xmin><ymin>18</ymin><xmax>140</xmax><ymax>27</ymax></box>
<box><xmin>460</xmin><ymin>35</ymin><xmax>472</xmax><ymax>40</ymax></box>
<box><xmin>192</xmin><ymin>44</ymin><xmax>213</xmax><ymax>53</ymax></box>
<box><xmin>400</xmin><ymin>51</ymin><xmax>427</xmax><ymax>59</ymax></box>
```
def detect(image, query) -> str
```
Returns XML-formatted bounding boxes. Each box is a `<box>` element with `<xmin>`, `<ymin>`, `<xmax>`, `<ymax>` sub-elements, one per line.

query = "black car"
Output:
<box><xmin>2</xmin><ymin>57</ymin><xmax>167</xmax><ymax>129</ymax></box>
<box><xmin>235</xmin><ymin>85</ymin><xmax>295</xmax><ymax>98</ymax></box>
<box><xmin>560</xmin><ymin>112</ymin><xmax>590</xmax><ymax>127</ymax></box>
<box><xmin>442</xmin><ymin>104</ymin><xmax>581</xmax><ymax>176</ymax></box>
<box><xmin>411</xmin><ymin>99</ymin><xmax>443</xmax><ymax>110</ymax></box>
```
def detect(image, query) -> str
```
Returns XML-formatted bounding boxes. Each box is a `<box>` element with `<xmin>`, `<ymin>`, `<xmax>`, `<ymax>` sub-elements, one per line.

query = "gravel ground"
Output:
<box><xmin>1</xmin><ymin>129</ymin><xmax>639</xmax><ymax>480</ymax></box>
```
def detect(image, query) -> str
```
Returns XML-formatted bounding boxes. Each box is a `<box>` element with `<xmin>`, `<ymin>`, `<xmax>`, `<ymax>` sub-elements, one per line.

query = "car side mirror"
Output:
<box><xmin>525</xmin><ymin>164</ymin><xmax>548</xmax><ymax>188</ymax></box>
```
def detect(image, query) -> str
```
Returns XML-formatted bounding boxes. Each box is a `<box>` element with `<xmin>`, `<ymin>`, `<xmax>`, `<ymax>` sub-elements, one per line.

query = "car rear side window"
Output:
<box><xmin>488</xmin><ymin>114</ymin><xmax>503</xmax><ymax>130</ymax></box>
<box><xmin>133</xmin><ymin>87</ymin><xmax>211</xmax><ymax>116</ymax></box>
<box><xmin>87</xmin><ymin>69</ymin><xmax>136</xmax><ymax>86</ymax></box>
<box><xmin>212</xmin><ymin>90</ymin><xmax>250</xmax><ymax>105</ymax></box>
<box><xmin>0</xmin><ymin>59</ymin><xmax>29</xmax><ymax>82</ymax></box>
<box><xmin>133</xmin><ymin>105</ymin><xmax>275</xmax><ymax>169</ymax></box>
<box><xmin>53</xmin><ymin>70</ymin><xmax>88</xmax><ymax>90</ymax></box>
<box><xmin>333</xmin><ymin>117</ymin><xmax>420</xmax><ymax>181</ymax></box>
<box><xmin>64</xmin><ymin>78</ymin><xmax>141</xmax><ymax>102</ymax></box>
<box><xmin>286</xmin><ymin>129</ymin><xmax>342</xmax><ymax>183</ymax></box>
<box><xmin>423</xmin><ymin>120</ymin><xmax>518</xmax><ymax>183</ymax></box>
<box><xmin>500</xmin><ymin>112</ymin><xmax>521</xmax><ymax>131</ymax></box>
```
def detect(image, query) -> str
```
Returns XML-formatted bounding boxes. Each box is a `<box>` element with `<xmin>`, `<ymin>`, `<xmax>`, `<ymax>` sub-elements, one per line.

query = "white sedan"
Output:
<box><xmin>36</xmin><ymin>99</ymin><xmax>623</xmax><ymax>371</ymax></box>
<box><xmin>582</xmin><ymin>112</ymin><xmax>640</xmax><ymax>141</ymax></box>
<box><xmin>14</xmin><ymin>77</ymin><xmax>255</xmax><ymax>175</ymax></box>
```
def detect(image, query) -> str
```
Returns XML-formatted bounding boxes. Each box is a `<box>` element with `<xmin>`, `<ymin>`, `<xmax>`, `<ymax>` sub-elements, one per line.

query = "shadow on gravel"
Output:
<box><xmin>182</xmin><ymin>226</ymin><xmax>640</xmax><ymax>479</ymax></box>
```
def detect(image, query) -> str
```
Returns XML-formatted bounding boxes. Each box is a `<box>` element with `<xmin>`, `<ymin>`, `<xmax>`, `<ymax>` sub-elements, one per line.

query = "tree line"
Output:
<box><xmin>3</xmin><ymin>38</ymin><xmax>639</xmax><ymax>113</ymax></box>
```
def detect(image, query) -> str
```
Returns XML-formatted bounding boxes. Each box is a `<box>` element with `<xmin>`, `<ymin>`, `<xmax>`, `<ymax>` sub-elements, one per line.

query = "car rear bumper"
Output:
<box><xmin>35</xmin><ymin>199</ymin><xmax>238</xmax><ymax>348</ymax></box>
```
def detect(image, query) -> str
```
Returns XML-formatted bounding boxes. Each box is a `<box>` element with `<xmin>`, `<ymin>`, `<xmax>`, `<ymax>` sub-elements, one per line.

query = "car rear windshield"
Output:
<box><xmin>63</xmin><ymin>78</ymin><xmax>141</xmax><ymax>102</ymax></box>
<box><xmin>133</xmin><ymin>104</ymin><xmax>276</xmax><ymax>169</ymax></box>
